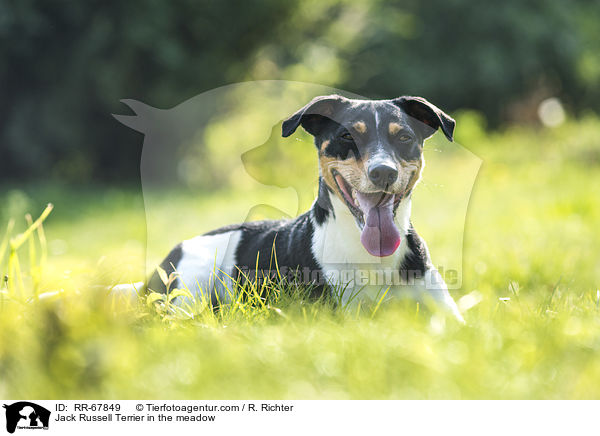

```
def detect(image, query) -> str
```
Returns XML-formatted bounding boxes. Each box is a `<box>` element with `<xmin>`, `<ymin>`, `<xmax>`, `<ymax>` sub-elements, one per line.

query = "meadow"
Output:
<box><xmin>1</xmin><ymin>113</ymin><xmax>599</xmax><ymax>399</ymax></box>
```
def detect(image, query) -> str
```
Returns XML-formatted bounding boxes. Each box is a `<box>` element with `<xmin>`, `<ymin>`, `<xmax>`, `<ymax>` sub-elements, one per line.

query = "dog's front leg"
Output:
<box><xmin>416</xmin><ymin>268</ymin><xmax>465</xmax><ymax>323</ymax></box>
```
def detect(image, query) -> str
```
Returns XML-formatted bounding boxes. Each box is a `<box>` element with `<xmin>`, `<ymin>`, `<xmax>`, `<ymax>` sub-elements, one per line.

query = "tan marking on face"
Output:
<box><xmin>388</xmin><ymin>122</ymin><xmax>402</xmax><ymax>135</ymax></box>
<box><xmin>352</xmin><ymin>121</ymin><xmax>367</xmax><ymax>134</ymax></box>
<box><xmin>402</xmin><ymin>155</ymin><xmax>425</xmax><ymax>194</ymax></box>
<box><xmin>320</xmin><ymin>156</ymin><xmax>337</xmax><ymax>192</ymax></box>
<box><xmin>319</xmin><ymin>139</ymin><xmax>330</xmax><ymax>154</ymax></box>
<box><xmin>319</xmin><ymin>154</ymin><xmax>367</xmax><ymax>203</ymax></box>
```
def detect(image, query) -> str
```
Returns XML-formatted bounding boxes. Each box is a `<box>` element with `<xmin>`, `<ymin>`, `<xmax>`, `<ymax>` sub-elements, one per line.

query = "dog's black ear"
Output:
<box><xmin>282</xmin><ymin>95</ymin><xmax>347</xmax><ymax>137</ymax></box>
<box><xmin>393</xmin><ymin>96</ymin><xmax>455</xmax><ymax>142</ymax></box>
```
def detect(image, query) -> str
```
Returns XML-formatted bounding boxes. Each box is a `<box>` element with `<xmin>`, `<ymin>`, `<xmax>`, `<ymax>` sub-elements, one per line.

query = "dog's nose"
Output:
<box><xmin>368</xmin><ymin>163</ymin><xmax>398</xmax><ymax>187</ymax></box>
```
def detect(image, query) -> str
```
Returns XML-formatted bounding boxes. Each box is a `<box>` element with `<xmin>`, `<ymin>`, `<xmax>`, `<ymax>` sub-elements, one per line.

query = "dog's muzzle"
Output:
<box><xmin>332</xmin><ymin>170</ymin><xmax>404</xmax><ymax>257</ymax></box>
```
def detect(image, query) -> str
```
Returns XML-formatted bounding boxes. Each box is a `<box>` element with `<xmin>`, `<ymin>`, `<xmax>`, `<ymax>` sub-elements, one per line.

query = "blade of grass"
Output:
<box><xmin>25</xmin><ymin>214</ymin><xmax>40</xmax><ymax>298</ymax></box>
<box><xmin>10</xmin><ymin>203</ymin><xmax>54</xmax><ymax>251</ymax></box>
<box><xmin>8</xmin><ymin>251</ymin><xmax>26</xmax><ymax>299</ymax></box>
<box><xmin>0</xmin><ymin>219</ymin><xmax>15</xmax><ymax>270</ymax></box>
<box><xmin>37</xmin><ymin>219</ymin><xmax>48</xmax><ymax>279</ymax></box>
<box><xmin>371</xmin><ymin>286</ymin><xmax>391</xmax><ymax>319</ymax></box>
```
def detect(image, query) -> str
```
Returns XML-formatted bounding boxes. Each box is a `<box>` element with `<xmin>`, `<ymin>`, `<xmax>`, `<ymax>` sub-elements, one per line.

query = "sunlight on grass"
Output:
<box><xmin>1</xmin><ymin>116</ymin><xmax>600</xmax><ymax>399</ymax></box>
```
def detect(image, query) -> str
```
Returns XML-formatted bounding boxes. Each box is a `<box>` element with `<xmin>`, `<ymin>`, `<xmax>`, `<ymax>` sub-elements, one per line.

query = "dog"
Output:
<box><xmin>146</xmin><ymin>94</ymin><xmax>464</xmax><ymax>322</ymax></box>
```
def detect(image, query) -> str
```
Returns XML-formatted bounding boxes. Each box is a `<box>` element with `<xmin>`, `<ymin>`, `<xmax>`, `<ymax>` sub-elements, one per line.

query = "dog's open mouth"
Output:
<box><xmin>332</xmin><ymin>170</ymin><xmax>403</xmax><ymax>257</ymax></box>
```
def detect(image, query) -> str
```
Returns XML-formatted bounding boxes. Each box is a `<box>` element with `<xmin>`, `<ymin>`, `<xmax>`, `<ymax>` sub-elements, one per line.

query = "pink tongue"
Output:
<box><xmin>355</xmin><ymin>192</ymin><xmax>401</xmax><ymax>257</ymax></box>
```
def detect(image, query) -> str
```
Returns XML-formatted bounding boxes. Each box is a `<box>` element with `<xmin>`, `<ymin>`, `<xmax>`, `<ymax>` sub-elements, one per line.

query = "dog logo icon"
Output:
<box><xmin>2</xmin><ymin>402</ymin><xmax>50</xmax><ymax>434</ymax></box>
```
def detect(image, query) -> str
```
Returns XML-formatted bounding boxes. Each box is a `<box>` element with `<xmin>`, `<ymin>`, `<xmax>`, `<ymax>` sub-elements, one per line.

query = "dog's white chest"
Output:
<box><xmin>311</xmin><ymin>196</ymin><xmax>413</xmax><ymax>305</ymax></box>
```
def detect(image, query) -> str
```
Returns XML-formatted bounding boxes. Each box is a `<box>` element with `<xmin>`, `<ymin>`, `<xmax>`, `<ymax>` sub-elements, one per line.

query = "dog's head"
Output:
<box><xmin>282</xmin><ymin>94</ymin><xmax>455</xmax><ymax>257</ymax></box>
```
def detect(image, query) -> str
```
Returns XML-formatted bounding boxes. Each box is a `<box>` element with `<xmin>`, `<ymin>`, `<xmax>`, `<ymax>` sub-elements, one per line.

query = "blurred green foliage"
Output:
<box><xmin>1</xmin><ymin>0</ymin><xmax>600</xmax><ymax>183</ymax></box>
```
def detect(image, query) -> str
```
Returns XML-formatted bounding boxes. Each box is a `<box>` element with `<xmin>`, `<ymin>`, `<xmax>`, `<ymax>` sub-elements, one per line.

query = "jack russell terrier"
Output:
<box><xmin>146</xmin><ymin>95</ymin><xmax>464</xmax><ymax>322</ymax></box>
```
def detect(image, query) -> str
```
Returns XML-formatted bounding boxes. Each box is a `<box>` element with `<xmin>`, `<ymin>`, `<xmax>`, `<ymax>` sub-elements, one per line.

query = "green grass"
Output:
<box><xmin>1</xmin><ymin>114</ymin><xmax>600</xmax><ymax>399</ymax></box>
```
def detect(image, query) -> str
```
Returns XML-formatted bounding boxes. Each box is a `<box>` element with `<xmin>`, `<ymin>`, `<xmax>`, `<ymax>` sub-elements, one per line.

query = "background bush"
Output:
<box><xmin>1</xmin><ymin>0</ymin><xmax>599</xmax><ymax>183</ymax></box>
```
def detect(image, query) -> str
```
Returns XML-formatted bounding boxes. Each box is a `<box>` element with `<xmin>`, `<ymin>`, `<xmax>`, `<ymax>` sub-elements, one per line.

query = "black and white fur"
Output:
<box><xmin>145</xmin><ymin>95</ymin><xmax>464</xmax><ymax>322</ymax></box>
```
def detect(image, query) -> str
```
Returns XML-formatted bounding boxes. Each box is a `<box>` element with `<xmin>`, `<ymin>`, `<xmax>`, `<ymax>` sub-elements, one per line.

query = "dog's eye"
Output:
<box><xmin>340</xmin><ymin>132</ymin><xmax>354</xmax><ymax>142</ymax></box>
<box><xmin>398</xmin><ymin>134</ymin><xmax>412</xmax><ymax>142</ymax></box>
